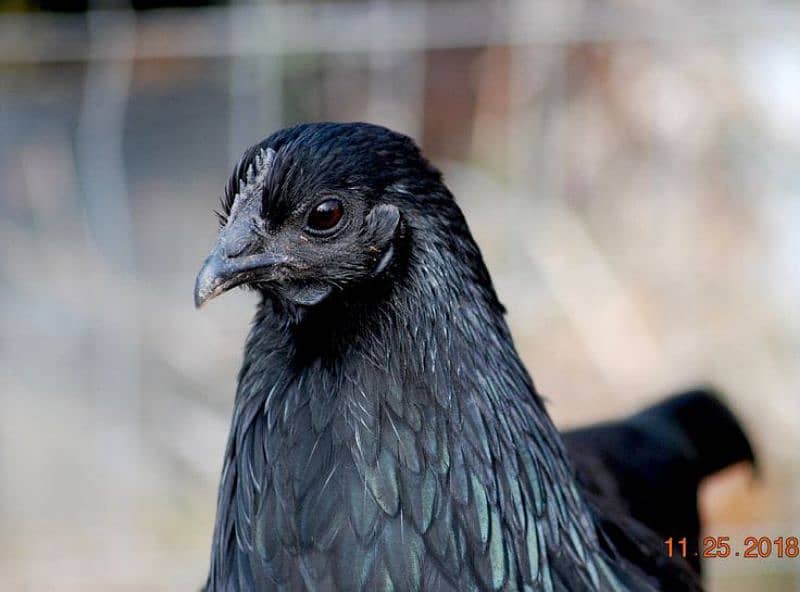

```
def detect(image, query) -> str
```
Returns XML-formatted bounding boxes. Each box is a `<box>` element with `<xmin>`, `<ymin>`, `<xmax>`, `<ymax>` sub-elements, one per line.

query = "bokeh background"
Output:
<box><xmin>1</xmin><ymin>1</ymin><xmax>798</xmax><ymax>590</ymax></box>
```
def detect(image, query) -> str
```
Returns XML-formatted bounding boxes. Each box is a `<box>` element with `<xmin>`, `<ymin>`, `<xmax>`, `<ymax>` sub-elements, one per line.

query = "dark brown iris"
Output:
<box><xmin>307</xmin><ymin>198</ymin><xmax>344</xmax><ymax>232</ymax></box>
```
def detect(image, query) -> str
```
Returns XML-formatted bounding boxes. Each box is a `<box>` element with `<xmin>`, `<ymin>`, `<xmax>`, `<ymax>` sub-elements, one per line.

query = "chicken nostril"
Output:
<box><xmin>223</xmin><ymin>241</ymin><xmax>249</xmax><ymax>259</ymax></box>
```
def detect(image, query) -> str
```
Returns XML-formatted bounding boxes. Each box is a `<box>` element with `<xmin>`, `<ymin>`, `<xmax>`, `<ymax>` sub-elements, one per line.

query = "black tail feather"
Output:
<box><xmin>565</xmin><ymin>386</ymin><xmax>756</xmax><ymax>578</ymax></box>
<box><xmin>630</xmin><ymin>387</ymin><xmax>757</xmax><ymax>480</ymax></box>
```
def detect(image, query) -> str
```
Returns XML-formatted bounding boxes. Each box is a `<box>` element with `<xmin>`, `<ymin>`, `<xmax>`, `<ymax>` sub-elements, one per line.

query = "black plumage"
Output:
<box><xmin>194</xmin><ymin>122</ymin><xmax>755</xmax><ymax>591</ymax></box>
<box><xmin>565</xmin><ymin>388</ymin><xmax>756</xmax><ymax>576</ymax></box>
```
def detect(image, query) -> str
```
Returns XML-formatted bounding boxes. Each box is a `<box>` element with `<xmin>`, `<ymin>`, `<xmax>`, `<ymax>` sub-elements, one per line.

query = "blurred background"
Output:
<box><xmin>0</xmin><ymin>0</ymin><xmax>797</xmax><ymax>590</ymax></box>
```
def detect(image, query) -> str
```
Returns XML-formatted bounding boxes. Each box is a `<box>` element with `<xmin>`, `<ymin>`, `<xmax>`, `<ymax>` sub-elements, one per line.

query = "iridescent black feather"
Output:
<box><xmin>201</xmin><ymin>123</ymin><xmax>754</xmax><ymax>592</ymax></box>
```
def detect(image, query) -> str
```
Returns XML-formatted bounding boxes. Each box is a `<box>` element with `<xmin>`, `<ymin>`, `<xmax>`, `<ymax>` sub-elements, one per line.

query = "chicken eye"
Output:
<box><xmin>307</xmin><ymin>199</ymin><xmax>344</xmax><ymax>233</ymax></box>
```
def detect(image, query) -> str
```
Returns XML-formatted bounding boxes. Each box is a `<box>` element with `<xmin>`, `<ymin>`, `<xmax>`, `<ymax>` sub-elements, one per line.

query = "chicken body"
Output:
<box><xmin>195</xmin><ymin>123</ymin><xmax>754</xmax><ymax>592</ymax></box>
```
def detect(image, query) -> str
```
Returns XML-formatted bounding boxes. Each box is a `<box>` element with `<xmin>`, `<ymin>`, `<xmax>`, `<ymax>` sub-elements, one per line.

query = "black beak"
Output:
<box><xmin>194</xmin><ymin>244</ymin><xmax>287</xmax><ymax>308</ymax></box>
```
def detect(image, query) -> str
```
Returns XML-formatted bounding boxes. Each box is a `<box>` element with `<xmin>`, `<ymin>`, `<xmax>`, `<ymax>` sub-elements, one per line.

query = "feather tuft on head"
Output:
<box><xmin>218</xmin><ymin>147</ymin><xmax>276</xmax><ymax>227</ymax></box>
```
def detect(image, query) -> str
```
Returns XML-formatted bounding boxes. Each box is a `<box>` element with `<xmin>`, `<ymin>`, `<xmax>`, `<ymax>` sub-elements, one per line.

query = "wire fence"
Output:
<box><xmin>0</xmin><ymin>2</ymin><xmax>798</xmax><ymax>590</ymax></box>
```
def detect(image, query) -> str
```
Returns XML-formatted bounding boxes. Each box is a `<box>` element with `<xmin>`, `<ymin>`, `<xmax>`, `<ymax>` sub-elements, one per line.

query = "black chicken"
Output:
<box><xmin>194</xmin><ymin>122</ymin><xmax>755</xmax><ymax>591</ymax></box>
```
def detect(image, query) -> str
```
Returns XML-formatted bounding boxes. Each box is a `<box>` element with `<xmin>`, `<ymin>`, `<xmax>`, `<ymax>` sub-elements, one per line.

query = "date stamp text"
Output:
<box><xmin>665</xmin><ymin>536</ymin><xmax>799</xmax><ymax>559</ymax></box>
